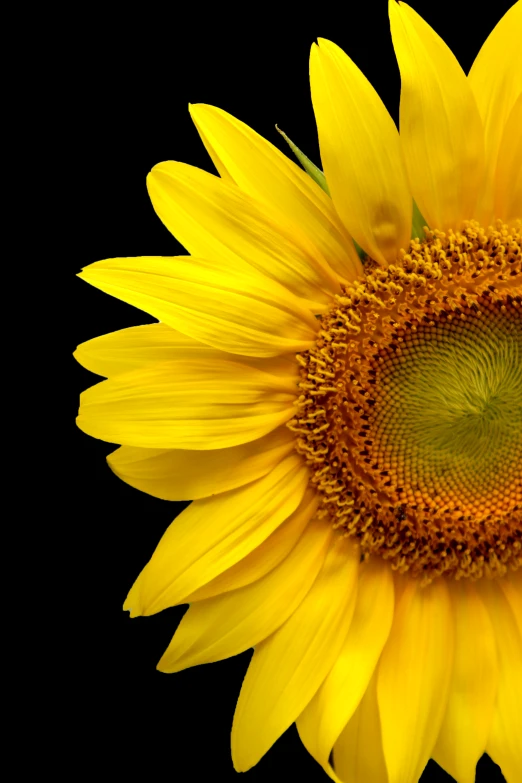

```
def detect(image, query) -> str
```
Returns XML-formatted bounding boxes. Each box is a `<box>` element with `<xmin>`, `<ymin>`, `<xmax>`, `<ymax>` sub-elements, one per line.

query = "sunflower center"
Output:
<box><xmin>289</xmin><ymin>220</ymin><xmax>522</xmax><ymax>582</ymax></box>
<box><xmin>375</xmin><ymin>302</ymin><xmax>520</xmax><ymax>517</ymax></box>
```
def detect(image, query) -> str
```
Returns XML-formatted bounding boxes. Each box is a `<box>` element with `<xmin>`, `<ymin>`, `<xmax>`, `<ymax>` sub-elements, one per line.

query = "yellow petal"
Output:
<box><xmin>231</xmin><ymin>535</ymin><xmax>360</xmax><ymax>772</ymax></box>
<box><xmin>333</xmin><ymin>671</ymin><xmax>389</xmax><ymax>783</ymax></box>
<box><xmin>157</xmin><ymin>515</ymin><xmax>332</xmax><ymax>672</ymax></box>
<box><xmin>481</xmin><ymin>577</ymin><xmax>522</xmax><ymax>783</ymax></box>
<box><xmin>389</xmin><ymin>1</ymin><xmax>486</xmax><ymax>231</ymax></box>
<box><xmin>432</xmin><ymin>582</ymin><xmax>498</xmax><ymax>783</ymax></box>
<box><xmin>107</xmin><ymin>426</ymin><xmax>295</xmax><ymax>501</ymax></box>
<box><xmin>124</xmin><ymin>453</ymin><xmax>309</xmax><ymax>615</ymax></box>
<box><xmin>309</xmin><ymin>38</ymin><xmax>411</xmax><ymax>265</ymax></box>
<box><xmin>500</xmin><ymin>570</ymin><xmax>522</xmax><ymax>637</ymax></box>
<box><xmin>75</xmin><ymin>323</ymin><xmax>190</xmax><ymax>377</ymax></box>
<box><xmin>377</xmin><ymin>576</ymin><xmax>454</xmax><ymax>783</ymax></box>
<box><xmin>185</xmin><ymin>487</ymin><xmax>319</xmax><ymax>602</ymax></box>
<box><xmin>297</xmin><ymin>557</ymin><xmax>394</xmax><ymax>780</ymax></box>
<box><xmin>79</xmin><ymin>255</ymin><xmax>318</xmax><ymax>358</ymax></box>
<box><xmin>468</xmin><ymin>2</ymin><xmax>522</xmax><ymax>224</ymax></box>
<box><xmin>77</xmin><ymin>358</ymin><xmax>298</xmax><ymax>449</ymax></box>
<box><xmin>493</xmin><ymin>93</ymin><xmax>522</xmax><ymax>225</ymax></box>
<box><xmin>147</xmin><ymin>161</ymin><xmax>340</xmax><ymax>310</ymax></box>
<box><xmin>189</xmin><ymin>103</ymin><xmax>362</xmax><ymax>282</ymax></box>
<box><xmin>190</xmin><ymin>119</ymin><xmax>234</xmax><ymax>182</ymax></box>
<box><xmin>74</xmin><ymin>323</ymin><xmax>297</xmax><ymax>378</ymax></box>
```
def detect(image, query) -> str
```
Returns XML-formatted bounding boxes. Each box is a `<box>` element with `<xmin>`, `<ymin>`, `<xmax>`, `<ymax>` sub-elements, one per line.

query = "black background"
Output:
<box><xmin>69</xmin><ymin>1</ymin><xmax>513</xmax><ymax>780</ymax></box>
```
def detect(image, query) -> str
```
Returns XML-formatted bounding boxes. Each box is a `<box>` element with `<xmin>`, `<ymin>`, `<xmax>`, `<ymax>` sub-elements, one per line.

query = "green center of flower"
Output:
<box><xmin>289</xmin><ymin>220</ymin><xmax>522</xmax><ymax>582</ymax></box>
<box><xmin>373</xmin><ymin>302</ymin><xmax>521</xmax><ymax>518</ymax></box>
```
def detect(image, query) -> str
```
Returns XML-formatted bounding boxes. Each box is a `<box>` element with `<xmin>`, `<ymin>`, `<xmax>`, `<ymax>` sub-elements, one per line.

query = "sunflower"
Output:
<box><xmin>75</xmin><ymin>2</ymin><xmax>521</xmax><ymax>782</ymax></box>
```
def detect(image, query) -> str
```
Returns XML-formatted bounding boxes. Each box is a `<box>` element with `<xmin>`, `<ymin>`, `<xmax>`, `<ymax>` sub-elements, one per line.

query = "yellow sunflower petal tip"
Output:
<box><xmin>123</xmin><ymin>580</ymin><xmax>143</xmax><ymax>618</ymax></box>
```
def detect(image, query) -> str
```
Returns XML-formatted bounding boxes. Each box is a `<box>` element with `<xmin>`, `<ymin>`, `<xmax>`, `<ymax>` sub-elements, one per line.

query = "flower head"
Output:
<box><xmin>76</xmin><ymin>3</ymin><xmax>521</xmax><ymax>782</ymax></box>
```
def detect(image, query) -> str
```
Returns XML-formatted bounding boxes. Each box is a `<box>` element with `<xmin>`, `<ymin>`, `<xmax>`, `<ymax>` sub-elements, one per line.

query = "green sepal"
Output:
<box><xmin>411</xmin><ymin>199</ymin><xmax>429</xmax><ymax>240</ymax></box>
<box><xmin>352</xmin><ymin>238</ymin><xmax>367</xmax><ymax>262</ymax></box>
<box><xmin>276</xmin><ymin>125</ymin><xmax>330</xmax><ymax>196</ymax></box>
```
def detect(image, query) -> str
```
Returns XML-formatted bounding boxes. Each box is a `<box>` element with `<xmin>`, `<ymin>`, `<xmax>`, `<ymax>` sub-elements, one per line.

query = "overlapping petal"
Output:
<box><xmin>310</xmin><ymin>38</ymin><xmax>412</xmax><ymax>266</ymax></box>
<box><xmin>500</xmin><ymin>571</ymin><xmax>522</xmax><ymax>637</ymax></box>
<box><xmin>75</xmin><ymin>323</ymin><xmax>298</xmax><ymax>378</ymax></box>
<box><xmin>185</xmin><ymin>488</ymin><xmax>318</xmax><ymax>602</ymax></box>
<box><xmin>78</xmin><ymin>255</ymin><xmax>318</xmax><ymax>358</ymax></box>
<box><xmin>123</xmin><ymin>453</ymin><xmax>310</xmax><ymax>615</ymax></box>
<box><xmin>297</xmin><ymin>557</ymin><xmax>394</xmax><ymax>781</ymax></box>
<box><xmin>107</xmin><ymin>426</ymin><xmax>295</xmax><ymax>501</ymax></box>
<box><xmin>147</xmin><ymin>161</ymin><xmax>340</xmax><ymax>310</ymax></box>
<box><xmin>333</xmin><ymin>672</ymin><xmax>389</xmax><ymax>783</ymax></box>
<box><xmin>157</xmin><ymin>515</ymin><xmax>332</xmax><ymax>672</ymax></box>
<box><xmin>432</xmin><ymin>582</ymin><xmax>498</xmax><ymax>783</ymax></box>
<box><xmin>377</xmin><ymin>576</ymin><xmax>454</xmax><ymax>783</ymax></box>
<box><xmin>493</xmin><ymin>93</ymin><xmax>522</xmax><ymax>225</ymax></box>
<box><xmin>77</xmin><ymin>358</ymin><xmax>298</xmax><ymax>449</ymax></box>
<box><xmin>75</xmin><ymin>323</ymin><xmax>192</xmax><ymax>377</ymax></box>
<box><xmin>389</xmin><ymin>1</ymin><xmax>485</xmax><ymax>231</ymax></box>
<box><xmin>482</xmin><ymin>576</ymin><xmax>522</xmax><ymax>783</ymax></box>
<box><xmin>231</xmin><ymin>536</ymin><xmax>360</xmax><ymax>772</ymax></box>
<box><xmin>189</xmin><ymin>103</ymin><xmax>363</xmax><ymax>282</ymax></box>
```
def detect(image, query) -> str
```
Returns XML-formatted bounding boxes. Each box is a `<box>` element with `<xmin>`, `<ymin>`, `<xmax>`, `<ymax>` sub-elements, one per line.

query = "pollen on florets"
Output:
<box><xmin>288</xmin><ymin>220</ymin><xmax>522</xmax><ymax>583</ymax></box>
